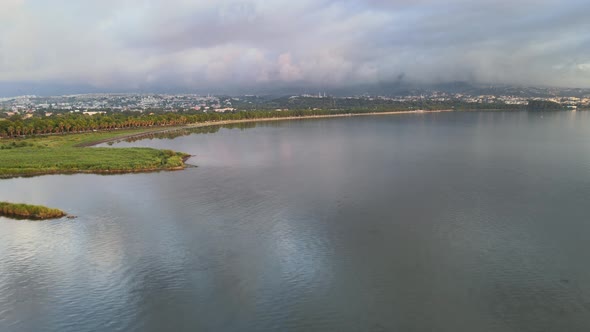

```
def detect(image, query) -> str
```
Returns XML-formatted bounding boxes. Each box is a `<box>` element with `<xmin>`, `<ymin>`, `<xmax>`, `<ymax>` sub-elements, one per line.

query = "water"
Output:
<box><xmin>2</xmin><ymin>111</ymin><xmax>590</xmax><ymax>331</ymax></box>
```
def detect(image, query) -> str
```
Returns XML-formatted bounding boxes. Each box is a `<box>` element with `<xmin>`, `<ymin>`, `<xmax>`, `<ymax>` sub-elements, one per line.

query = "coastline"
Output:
<box><xmin>0</xmin><ymin>109</ymin><xmax>451</xmax><ymax>180</ymax></box>
<box><xmin>82</xmin><ymin>109</ymin><xmax>454</xmax><ymax>147</ymax></box>
<box><xmin>0</xmin><ymin>162</ymin><xmax>190</xmax><ymax>180</ymax></box>
<box><xmin>0</xmin><ymin>109</ymin><xmax>447</xmax><ymax>218</ymax></box>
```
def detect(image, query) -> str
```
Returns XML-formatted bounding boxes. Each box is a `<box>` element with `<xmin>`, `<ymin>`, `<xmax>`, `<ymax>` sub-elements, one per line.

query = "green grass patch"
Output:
<box><xmin>0</xmin><ymin>202</ymin><xmax>66</xmax><ymax>220</ymax></box>
<box><xmin>0</xmin><ymin>128</ymin><xmax>190</xmax><ymax>178</ymax></box>
<box><xmin>0</xmin><ymin>147</ymin><xmax>189</xmax><ymax>177</ymax></box>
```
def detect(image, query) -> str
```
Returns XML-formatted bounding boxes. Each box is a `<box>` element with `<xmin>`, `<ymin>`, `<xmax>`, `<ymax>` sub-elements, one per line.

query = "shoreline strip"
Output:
<box><xmin>83</xmin><ymin>109</ymin><xmax>454</xmax><ymax>147</ymax></box>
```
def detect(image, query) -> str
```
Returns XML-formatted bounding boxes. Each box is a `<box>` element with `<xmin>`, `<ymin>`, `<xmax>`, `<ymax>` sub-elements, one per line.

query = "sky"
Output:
<box><xmin>0</xmin><ymin>0</ymin><xmax>589</xmax><ymax>96</ymax></box>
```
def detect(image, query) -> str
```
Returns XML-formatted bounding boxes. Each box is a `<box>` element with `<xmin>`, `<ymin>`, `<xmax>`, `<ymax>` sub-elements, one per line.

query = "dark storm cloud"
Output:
<box><xmin>0</xmin><ymin>0</ymin><xmax>589</xmax><ymax>95</ymax></box>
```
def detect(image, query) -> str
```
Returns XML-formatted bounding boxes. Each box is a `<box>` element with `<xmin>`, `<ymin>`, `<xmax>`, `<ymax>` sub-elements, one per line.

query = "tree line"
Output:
<box><xmin>0</xmin><ymin>99</ymin><xmax>532</xmax><ymax>138</ymax></box>
<box><xmin>0</xmin><ymin>109</ymin><xmax>380</xmax><ymax>138</ymax></box>
<box><xmin>526</xmin><ymin>100</ymin><xmax>565</xmax><ymax>110</ymax></box>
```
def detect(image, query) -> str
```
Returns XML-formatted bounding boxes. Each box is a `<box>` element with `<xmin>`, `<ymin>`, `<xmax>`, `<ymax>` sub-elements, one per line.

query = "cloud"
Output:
<box><xmin>0</xmin><ymin>0</ymin><xmax>589</xmax><ymax>95</ymax></box>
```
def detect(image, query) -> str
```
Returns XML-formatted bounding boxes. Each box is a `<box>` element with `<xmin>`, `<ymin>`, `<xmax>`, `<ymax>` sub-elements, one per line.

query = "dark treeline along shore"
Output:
<box><xmin>0</xmin><ymin>104</ymin><xmax>581</xmax><ymax>178</ymax></box>
<box><xmin>0</xmin><ymin>100</ymin><xmax>528</xmax><ymax>138</ymax></box>
<box><xmin>0</xmin><ymin>108</ymin><xmax>456</xmax><ymax>179</ymax></box>
<box><xmin>0</xmin><ymin>108</ymin><xmax>409</xmax><ymax>138</ymax></box>
<box><xmin>0</xmin><ymin>96</ymin><xmax>578</xmax><ymax>139</ymax></box>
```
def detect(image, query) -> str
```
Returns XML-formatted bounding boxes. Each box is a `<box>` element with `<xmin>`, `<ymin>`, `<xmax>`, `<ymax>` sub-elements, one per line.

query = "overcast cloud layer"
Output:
<box><xmin>0</xmin><ymin>0</ymin><xmax>589</xmax><ymax>95</ymax></box>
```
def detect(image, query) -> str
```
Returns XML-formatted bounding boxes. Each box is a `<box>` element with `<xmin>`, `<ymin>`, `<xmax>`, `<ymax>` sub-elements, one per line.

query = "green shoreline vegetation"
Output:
<box><xmin>0</xmin><ymin>109</ymin><xmax>446</xmax><ymax>179</ymax></box>
<box><xmin>0</xmin><ymin>128</ymin><xmax>190</xmax><ymax>178</ymax></box>
<box><xmin>0</xmin><ymin>107</ymin><xmax>574</xmax><ymax>219</ymax></box>
<box><xmin>0</xmin><ymin>106</ymin><xmax>575</xmax><ymax>179</ymax></box>
<box><xmin>0</xmin><ymin>108</ymin><xmax>447</xmax><ymax>138</ymax></box>
<box><xmin>0</xmin><ymin>202</ymin><xmax>66</xmax><ymax>220</ymax></box>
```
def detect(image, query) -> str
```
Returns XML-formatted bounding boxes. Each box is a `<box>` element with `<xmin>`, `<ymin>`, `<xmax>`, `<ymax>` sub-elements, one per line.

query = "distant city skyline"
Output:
<box><xmin>2</xmin><ymin>88</ymin><xmax>589</xmax><ymax>116</ymax></box>
<box><xmin>1</xmin><ymin>0</ymin><xmax>589</xmax><ymax>96</ymax></box>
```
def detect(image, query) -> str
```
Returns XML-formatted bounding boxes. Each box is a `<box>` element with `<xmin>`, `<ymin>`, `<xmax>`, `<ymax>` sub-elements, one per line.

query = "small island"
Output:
<box><xmin>0</xmin><ymin>202</ymin><xmax>66</xmax><ymax>220</ymax></box>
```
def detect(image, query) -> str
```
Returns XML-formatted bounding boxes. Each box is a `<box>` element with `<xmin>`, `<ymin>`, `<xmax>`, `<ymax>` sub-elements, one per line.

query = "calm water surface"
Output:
<box><xmin>2</xmin><ymin>112</ymin><xmax>590</xmax><ymax>331</ymax></box>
